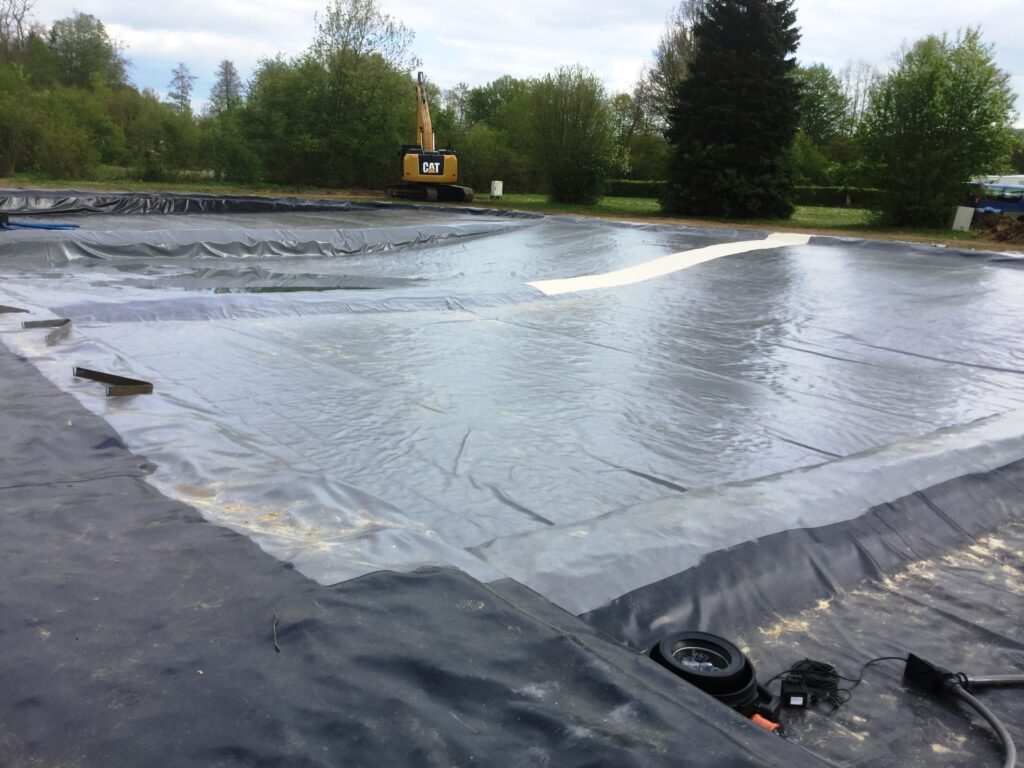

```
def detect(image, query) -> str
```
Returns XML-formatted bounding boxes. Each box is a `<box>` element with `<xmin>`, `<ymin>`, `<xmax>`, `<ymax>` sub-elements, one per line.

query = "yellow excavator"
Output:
<box><xmin>386</xmin><ymin>72</ymin><xmax>474</xmax><ymax>203</ymax></box>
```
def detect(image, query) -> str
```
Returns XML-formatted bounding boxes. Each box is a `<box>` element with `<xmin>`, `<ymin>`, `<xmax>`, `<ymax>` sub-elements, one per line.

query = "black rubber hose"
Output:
<box><xmin>948</xmin><ymin>683</ymin><xmax>1017</xmax><ymax>768</ymax></box>
<box><xmin>966</xmin><ymin>675</ymin><xmax>1024</xmax><ymax>691</ymax></box>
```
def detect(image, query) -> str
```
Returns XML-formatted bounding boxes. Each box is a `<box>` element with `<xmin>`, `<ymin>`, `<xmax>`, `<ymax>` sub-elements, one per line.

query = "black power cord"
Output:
<box><xmin>904</xmin><ymin>654</ymin><xmax>1018</xmax><ymax>768</ymax></box>
<box><xmin>769</xmin><ymin>653</ymin><xmax>1020</xmax><ymax>768</ymax></box>
<box><xmin>767</xmin><ymin>656</ymin><xmax>906</xmax><ymax>712</ymax></box>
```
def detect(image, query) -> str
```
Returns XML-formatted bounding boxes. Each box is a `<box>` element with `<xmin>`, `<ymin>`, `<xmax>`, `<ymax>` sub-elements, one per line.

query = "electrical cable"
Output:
<box><xmin>767</xmin><ymin>656</ymin><xmax>906</xmax><ymax>712</ymax></box>
<box><xmin>844</xmin><ymin>655</ymin><xmax>909</xmax><ymax>694</ymax></box>
<box><xmin>743</xmin><ymin>647</ymin><xmax>1020</xmax><ymax>766</ymax></box>
<box><xmin>946</xmin><ymin>682</ymin><xmax>1017</xmax><ymax>768</ymax></box>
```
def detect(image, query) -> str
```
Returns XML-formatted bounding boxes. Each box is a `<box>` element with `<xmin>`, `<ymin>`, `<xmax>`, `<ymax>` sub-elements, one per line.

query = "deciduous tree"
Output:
<box><xmin>1010</xmin><ymin>130</ymin><xmax>1024</xmax><ymax>173</ymax></box>
<box><xmin>531</xmin><ymin>65</ymin><xmax>614</xmax><ymax>204</ymax></box>
<box><xmin>794</xmin><ymin>63</ymin><xmax>847</xmax><ymax>146</ymax></box>
<box><xmin>635</xmin><ymin>0</ymin><xmax>703</xmax><ymax>129</ymax></box>
<box><xmin>311</xmin><ymin>0</ymin><xmax>417</xmax><ymax>72</ymax></box>
<box><xmin>0</xmin><ymin>0</ymin><xmax>33</xmax><ymax>61</ymax></box>
<box><xmin>48</xmin><ymin>11</ymin><xmax>127</xmax><ymax>89</ymax></box>
<box><xmin>465</xmin><ymin>75</ymin><xmax>529</xmax><ymax>127</ymax></box>
<box><xmin>837</xmin><ymin>60</ymin><xmax>878</xmax><ymax>133</ymax></box>
<box><xmin>861</xmin><ymin>29</ymin><xmax>1017</xmax><ymax>225</ymax></box>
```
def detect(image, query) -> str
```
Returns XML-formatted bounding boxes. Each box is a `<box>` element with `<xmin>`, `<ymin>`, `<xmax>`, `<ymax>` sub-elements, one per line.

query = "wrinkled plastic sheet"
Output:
<box><xmin>0</xmin><ymin>187</ymin><xmax>532</xmax><ymax>218</ymax></box>
<box><xmin>575</xmin><ymin>429</ymin><xmax>1024</xmax><ymax>766</ymax></box>
<box><xmin>0</xmin><ymin>187</ymin><xmax>379</xmax><ymax>214</ymax></box>
<box><xmin>4</xmin><ymin>191</ymin><xmax>1024</xmax><ymax>767</ymax></box>
<box><xmin>0</xmin><ymin>343</ymin><xmax>826</xmax><ymax>768</ymax></box>
<box><xmin>735</xmin><ymin>513</ymin><xmax>1024</xmax><ymax>767</ymax></box>
<box><xmin>2</xmin><ymin>192</ymin><xmax>1024</xmax><ymax>605</ymax></box>
<box><xmin>569</xmin><ymin>453</ymin><xmax>1024</xmax><ymax>765</ymax></box>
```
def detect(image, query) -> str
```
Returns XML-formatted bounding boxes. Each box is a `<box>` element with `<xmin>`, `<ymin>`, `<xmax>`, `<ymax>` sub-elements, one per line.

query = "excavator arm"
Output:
<box><xmin>417</xmin><ymin>72</ymin><xmax>435</xmax><ymax>153</ymax></box>
<box><xmin>385</xmin><ymin>71</ymin><xmax>473</xmax><ymax>202</ymax></box>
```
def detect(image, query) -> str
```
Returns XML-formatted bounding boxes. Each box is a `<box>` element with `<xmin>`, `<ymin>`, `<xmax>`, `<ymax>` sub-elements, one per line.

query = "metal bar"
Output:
<box><xmin>73</xmin><ymin>366</ymin><xmax>153</xmax><ymax>397</ymax></box>
<box><xmin>23</xmin><ymin>318</ymin><xmax>71</xmax><ymax>345</ymax></box>
<box><xmin>0</xmin><ymin>304</ymin><xmax>28</xmax><ymax>314</ymax></box>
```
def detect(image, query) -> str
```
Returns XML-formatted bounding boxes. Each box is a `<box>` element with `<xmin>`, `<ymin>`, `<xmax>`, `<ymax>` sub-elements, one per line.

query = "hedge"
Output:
<box><xmin>607</xmin><ymin>179</ymin><xmax>666</xmax><ymax>198</ymax></box>
<box><xmin>791</xmin><ymin>186</ymin><xmax>885</xmax><ymax>209</ymax></box>
<box><xmin>608</xmin><ymin>180</ymin><xmax>884</xmax><ymax>209</ymax></box>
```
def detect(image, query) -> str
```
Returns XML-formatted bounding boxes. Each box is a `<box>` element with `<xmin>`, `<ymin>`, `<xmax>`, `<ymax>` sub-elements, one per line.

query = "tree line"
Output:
<box><xmin>650</xmin><ymin>0</ymin><xmax>1019</xmax><ymax>224</ymax></box>
<box><xmin>0</xmin><ymin>0</ymin><xmax>1021</xmax><ymax>225</ymax></box>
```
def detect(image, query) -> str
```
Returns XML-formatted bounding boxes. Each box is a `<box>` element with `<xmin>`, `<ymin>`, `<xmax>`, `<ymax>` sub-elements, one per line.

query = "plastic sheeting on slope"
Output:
<box><xmin>0</xmin><ymin>200</ymin><xmax>540</xmax><ymax>262</ymax></box>
<box><xmin>559</xmin><ymin>460</ymin><xmax>1024</xmax><ymax>766</ymax></box>
<box><xmin>570</xmin><ymin>432</ymin><xmax>1024</xmax><ymax>767</ymax></box>
<box><xmin>0</xmin><ymin>187</ymin><xmax>382</xmax><ymax>214</ymax></box>
<box><xmin>4</xmin><ymin>191</ymin><xmax>1024</xmax><ymax>767</ymax></box>
<box><xmin>3</xmin><ymin>191</ymin><xmax>1024</xmax><ymax>611</ymax></box>
<box><xmin>580</xmin><ymin>450</ymin><xmax>1024</xmax><ymax>646</ymax></box>
<box><xmin>0</xmin><ymin>341</ymin><xmax>829</xmax><ymax>768</ymax></box>
<box><xmin>481</xmin><ymin>407</ymin><xmax>1024</xmax><ymax>616</ymax></box>
<box><xmin>0</xmin><ymin>187</ymin><xmax>531</xmax><ymax>218</ymax></box>
<box><xmin>734</xmin><ymin>517</ymin><xmax>1024</xmax><ymax>768</ymax></box>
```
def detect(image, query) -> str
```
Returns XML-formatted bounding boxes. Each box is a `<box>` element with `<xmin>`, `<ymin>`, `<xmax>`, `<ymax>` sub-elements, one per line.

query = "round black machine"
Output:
<box><xmin>651</xmin><ymin>631</ymin><xmax>774</xmax><ymax>718</ymax></box>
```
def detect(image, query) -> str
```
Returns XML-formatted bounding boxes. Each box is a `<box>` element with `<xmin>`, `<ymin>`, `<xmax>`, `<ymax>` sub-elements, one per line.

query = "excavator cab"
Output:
<box><xmin>386</xmin><ymin>73</ymin><xmax>473</xmax><ymax>203</ymax></box>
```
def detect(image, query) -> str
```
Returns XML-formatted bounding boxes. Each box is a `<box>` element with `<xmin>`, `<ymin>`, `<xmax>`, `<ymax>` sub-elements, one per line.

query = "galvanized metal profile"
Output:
<box><xmin>23</xmin><ymin>318</ymin><xmax>71</xmax><ymax>345</ymax></box>
<box><xmin>73</xmin><ymin>367</ymin><xmax>153</xmax><ymax>397</ymax></box>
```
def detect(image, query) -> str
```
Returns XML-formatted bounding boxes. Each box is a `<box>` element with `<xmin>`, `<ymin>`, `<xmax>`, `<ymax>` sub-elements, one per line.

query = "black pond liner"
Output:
<box><xmin>0</xmin><ymin>344</ymin><xmax>827</xmax><ymax>768</ymax></box>
<box><xmin>1</xmin><ymin>190</ymin><xmax>1022</xmax><ymax>766</ymax></box>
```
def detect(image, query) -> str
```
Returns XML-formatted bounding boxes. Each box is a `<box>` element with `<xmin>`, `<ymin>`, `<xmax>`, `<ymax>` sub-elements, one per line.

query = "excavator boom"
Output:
<box><xmin>417</xmin><ymin>72</ymin><xmax>434</xmax><ymax>153</ymax></box>
<box><xmin>386</xmin><ymin>71</ymin><xmax>473</xmax><ymax>203</ymax></box>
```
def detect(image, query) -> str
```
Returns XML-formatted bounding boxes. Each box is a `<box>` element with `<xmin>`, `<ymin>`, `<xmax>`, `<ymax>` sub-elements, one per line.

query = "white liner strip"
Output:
<box><xmin>528</xmin><ymin>232</ymin><xmax>811</xmax><ymax>295</ymax></box>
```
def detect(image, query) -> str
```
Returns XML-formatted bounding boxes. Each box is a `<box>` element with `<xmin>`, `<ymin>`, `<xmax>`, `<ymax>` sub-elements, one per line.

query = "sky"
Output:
<box><xmin>26</xmin><ymin>0</ymin><xmax>1024</xmax><ymax>122</ymax></box>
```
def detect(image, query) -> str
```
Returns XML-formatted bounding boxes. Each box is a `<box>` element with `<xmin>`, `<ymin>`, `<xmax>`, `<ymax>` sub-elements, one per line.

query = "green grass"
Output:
<box><xmin>0</xmin><ymin>175</ymin><xmax>987</xmax><ymax>246</ymax></box>
<box><xmin>492</xmin><ymin>194</ymin><xmax>874</xmax><ymax>228</ymax></box>
<box><xmin>489</xmin><ymin>194</ymin><xmax>662</xmax><ymax>217</ymax></box>
<box><xmin>491</xmin><ymin>195</ymin><xmax>981</xmax><ymax>244</ymax></box>
<box><xmin>784</xmin><ymin>206</ymin><xmax>875</xmax><ymax>228</ymax></box>
<box><xmin>496</xmin><ymin>195</ymin><xmax>873</xmax><ymax>229</ymax></box>
<box><xmin>748</xmin><ymin>205</ymin><xmax>976</xmax><ymax>241</ymax></box>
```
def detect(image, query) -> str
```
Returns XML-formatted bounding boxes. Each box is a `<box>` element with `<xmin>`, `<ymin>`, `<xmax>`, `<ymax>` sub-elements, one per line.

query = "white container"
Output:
<box><xmin>490</xmin><ymin>180</ymin><xmax>503</xmax><ymax>199</ymax></box>
<box><xmin>951</xmin><ymin>205</ymin><xmax>974</xmax><ymax>232</ymax></box>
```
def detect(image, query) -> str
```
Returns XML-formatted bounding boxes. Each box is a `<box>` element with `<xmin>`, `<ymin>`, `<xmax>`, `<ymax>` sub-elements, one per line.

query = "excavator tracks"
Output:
<box><xmin>385</xmin><ymin>184</ymin><xmax>474</xmax><ymax>203</ymax></box>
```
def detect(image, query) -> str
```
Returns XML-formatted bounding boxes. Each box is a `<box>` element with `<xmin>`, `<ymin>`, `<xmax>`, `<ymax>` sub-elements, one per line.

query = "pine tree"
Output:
<box><xmin>209</xmin><ymin>59</ymin><xmax>244</xmax><ymax>114</ymax></box>
<box><xmin>661</xmin><ymin>0</ymin><xmax>800</xmax><ymax>218</ymax></box>
<box><xmin>167</xmin><ymin>62</ymin><xmax>197</xmax><ymax>114</ymax></box>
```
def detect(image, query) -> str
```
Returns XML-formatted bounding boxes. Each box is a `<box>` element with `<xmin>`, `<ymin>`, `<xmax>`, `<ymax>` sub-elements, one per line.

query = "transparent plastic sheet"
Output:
<box><xmin>2</xmin><ymin>194</ymin><xmax>1024</xmax><ymax>600</ymax></box>
<box><xmin>0</xmin><ymin>187</ymin><xmax>384</xmax><ymax>214</ymax></box>
<box><xmin>580</xmin><ymin>455</ymin><xmax>1024</xmax><ymax>648</ymax></box>
<box><xmin>4</xmin><ymin>192</ymin><xmax>1024</xmax><ymax>767</ymax></box>
<box><xmin>0</xmin><ymin>343</ymin><xmax>829</xmax><ymax>768</ymax></box>
<box><xmin>0</xmin><ymin>188</ymin><xmax>527</xmax><ymax>218</ymax></box>
<box><xmin>0</xmin><ymin>217</ymin><xmax>535</xmax><ymax>264</ymax></box>
<box><xmin>479</xmin><ymin>407</ymin><xmax>1024</xmax><ymax>615</ymax></box>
